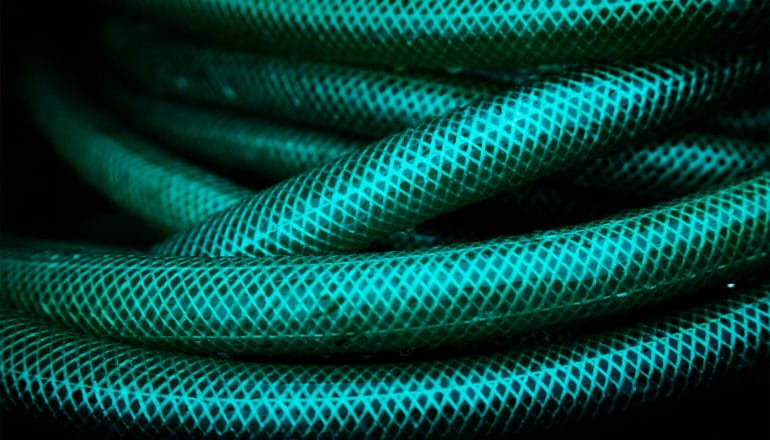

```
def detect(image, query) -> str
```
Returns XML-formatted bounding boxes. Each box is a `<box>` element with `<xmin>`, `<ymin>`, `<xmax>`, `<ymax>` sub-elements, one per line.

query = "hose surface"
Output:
<box><xmin>2</xmin><ymin>0</ymin><xmax>769</xmax><ymax>437</ymax></box>
<box><xmin>2</xmin><ymin>283</ymin><xmax>768</xmax><ymax>437</ymax></box>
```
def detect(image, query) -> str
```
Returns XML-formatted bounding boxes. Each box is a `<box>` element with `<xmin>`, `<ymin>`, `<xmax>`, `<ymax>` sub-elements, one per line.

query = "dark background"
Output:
<box><xmin>1</xmin><ymin>1</ymin><xmax>768</xmax><ymax>438</ymax></box>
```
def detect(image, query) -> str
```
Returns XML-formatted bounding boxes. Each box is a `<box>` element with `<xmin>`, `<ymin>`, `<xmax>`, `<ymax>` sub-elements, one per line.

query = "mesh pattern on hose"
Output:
<box><xmin>112</xmin><ymin>92</ymin><xmax>365</xmax><ymax>181</ymax></box>
<box><xmin>114</xmin><ymin>0</ymin><xmax>770</xmax><ymax>67</ymax></box>
<box><xmin>25</xmin><ymin>71</ymin><xmax>251</xmax><ymax>231</ymax></box>
<box><xmin>26</xmin><ymin>73</ymin><xmax>622</xmax><ymax>246</ymax></box>
<box><xmin>25</xmin><ymin>72</ymin><xmax>632</xmax><ymax>248</ymax></box>
<box><xmin>2</xmin><ymin>174</ymin><xmax>767</xmax><ymax>354</ymax></box>
<box><xmin>2</xmin><ymin>285</ymin><xmax>768</xmax><ymax>438</ymax></box>
<box><xmin>115</xmin><ymin>92</ymin><xmax>770</xmax><ymax>196</ymax></box>
<box><xmin>152</xmin><ymin>54</ymin><xmax>765</xmax><ymax>257</ymax></box>
<box><xmin>3</xmin><ymin>0</ymin><xmax>769</xmax><ymax>436</ymax></box>
<box><xmin>107</xmin><ymin>39</ymin><xmax>498</xmax><ymax>137</ymax></box>
<box><xmin>570</xmin><ymin>134</ymin><xmax>770</xmax><ymax>198</ymax></box>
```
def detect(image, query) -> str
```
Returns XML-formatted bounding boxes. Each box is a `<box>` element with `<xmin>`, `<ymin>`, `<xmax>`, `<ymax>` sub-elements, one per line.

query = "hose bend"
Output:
<box><xmin>3</xmin><ymin>0</ymin><xmax>769</xmax><ymax>437</ymax></box>
<box><xmin>2</xmin><ymin>283</ymin><xmax>767</xmax><ymax>437</ymax></box>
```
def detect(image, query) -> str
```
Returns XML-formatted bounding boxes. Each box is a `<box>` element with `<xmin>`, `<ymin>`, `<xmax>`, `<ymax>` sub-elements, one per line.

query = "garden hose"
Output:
<box><xmin>150</xmin><ymin>52</ymin><xmax>765</xmax><ymax>258</ymax></box>
<box><xmin>112</xmin><ymin>92</ymin><xmax>770</xmax><ymax>191</ymax></box>
<box><xmin>114</xmin><ymin>0</ymin><xmax>770</xmax><ymax>67</ymax></box>
<box><xmin>2</xmin><ymin>0</ymin><xmax>770</xmax><ymax>437</ymax></box>
<box><xmin>2</xmin><ymin>283</ymin><xmax>768</xmax><ymax>437</ymax></box>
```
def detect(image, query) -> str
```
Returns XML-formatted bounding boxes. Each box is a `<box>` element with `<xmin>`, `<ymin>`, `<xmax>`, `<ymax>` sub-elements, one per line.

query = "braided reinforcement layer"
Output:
<box><xmin>24</xmin><ymin>71</ymin><xmax>251</xmax><ymax>232</ymax></box>
<box><xmin>107</xmin><ymin>39</ymin><xmax>499</xmax><ymax>138</ymax></box>
<box><xmin>107</xmin><ymin>36</ymin><xmax>770</xmax><ymax>140</ymax></box>
<box><xmin>27</xmin><ymin>72</ymin><xmax>625</xmax><ymax>248</ymax></box>
<box><xmin>1</xmin><ymin>173</ymin><xmax>768</xmax><ymax>354</ymax></box>
<box><xmin>66</xmin><ymin>82</ymin><xmax>770</xmax><ymax>237</ymax></box>
<box><xmin>30</xmin><ymin>71</ymin><xmax>641</xmax><ymax>253</ymax></box>
<box><xmin>567</xmin><ymin>134</ymin><xmax>770</xmax><ymax>198</ymax></box>
<box><xmin>4</xmin><ymin>0</ymin><xmax>770</xmax><ymax>436</ymax></box>
<box><xmin>153</xmin><ymin>54</ymin><xmax>765</xmax><ymax>257</ymax></box>
<box><xmin>114</xmin><ymin>92</ymin><xmax>770</xmax><ymax>191</ymax></box>
<box><xmin>2</xmin><ymin>284</ymin><xmax>768</xmax><ymax>437</ymax></box>
<box><xmin>112</xmin><ymin>92</ymin><xmax>368</xmax><ymax>181</ymax></box>
<box><xmin>114</xmin><ymin>0</ymin><xmax>770</xmax><ymax>67</ymax></box>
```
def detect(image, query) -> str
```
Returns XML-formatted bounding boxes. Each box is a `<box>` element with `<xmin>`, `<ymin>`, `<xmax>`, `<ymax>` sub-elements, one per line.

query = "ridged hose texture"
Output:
<box><xmin>113</xmin><ymin>0</ymin><xmax>770</xmax><ymax>67</ymax></box>
<box><xmin>153</xmin><ymin>53</ymin><xmax>765</xmax><ymax>257</ymax></box>
<box><xmin>2</xmin><ymin>283</ymin><xmax>768</xmax><ymax>437</ymax></box>
<box><xmin>27</xmin><ymin>71</ymin><xmax>637</xmax><ymax>253</ymax></box>
<box><xmin>113</xmin><ymin>92</ymin><xmax>770</xmax><ymax>191</ymax></box>
<box><xmin>105</xmin><ymin>38</ymin><xmax>500</xmax><ymax>138</ymax></box>
<box><xmin>27</xmin><ymin>71</ymin><xmax>610</xmax><ymax>247</ymax></box>
<box><xmin>1</xmin><ymin>173</ymin><xmax>768</xmax><ymax>354</ymax></box>
<box><xmin>24</xmin><ymin>71</ymin><xmax>251</xmax><ymax>232</ymax></box>
<box><xmin>3</xmin><ymin>0</ymin><xmax>769</xmax><ymax>437</ymax></box>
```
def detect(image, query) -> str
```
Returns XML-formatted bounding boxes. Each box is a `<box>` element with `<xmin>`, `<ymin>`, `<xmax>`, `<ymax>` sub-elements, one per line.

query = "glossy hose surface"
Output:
<box><xmin>2</xmin><ymin>284</ymin><xmax>768</xmax><ymax>437</ymax></box>
<box><xmin>115</xmin><ymin>93</ymin><xmax>770</xmax><ymax>190</ymax></box>
<box><xmin>25</xmin><ymin>72</ymin><xmax>251</xmax><ymax>231</ymax></box>
<box><xmin>4</xmin><ymin>0</ymin><xmax>769</xmax><ymax>436</ymax></box>
<box><xmin>154</xmin><ymin>54</ymin><xmax>764</xmax><ymax>257</ymax></box>
<box><xmin>1</xmin><ymin>173</ymin><xmax>768</xmax><ymax>354</ymax></box>
<box><xmin>114</xmin><ymin>0</ymin><xmax>770</xmax><ymax>67</ymax></box>
<box><xmin>107</xmin><ymin>39</ymin><xmax>498</xmax><ymax>138</ymax></box>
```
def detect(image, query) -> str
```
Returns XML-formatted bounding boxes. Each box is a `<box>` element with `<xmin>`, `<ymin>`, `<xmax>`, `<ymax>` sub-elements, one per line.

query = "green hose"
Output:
<box><xmin>113</xmin><ymin>0</ymin><xmax>770</xmax><ymax>67</ymax></box>
<box><xmin>2</xmin><ymin>283</ymin><xmax>768</xmax><ymax>437</ymax></box>
<box><xmin>113</xmin><ymin>93</ymin><xmax>770</xmax><ymax>190</ymax></box>
<box><xmin>152</xmin><ymin>53</ymin><xmax>764</xmax><ymax>257</ymax></box>
<box><xmin>3</xmin><ymin>0</ymin><xmax>769</xmax><ymax>437</ymax></box>
<box><xmin>2</xmin><ymin>170</ymin><xmax>768</xmax><ymax>353</ymax></box>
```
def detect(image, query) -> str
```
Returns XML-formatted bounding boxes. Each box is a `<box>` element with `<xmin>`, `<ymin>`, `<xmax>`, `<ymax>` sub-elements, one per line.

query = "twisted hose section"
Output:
<box><xmin>153</xmin><ymin>53</ymin><xmax>765</xmax><ymax>257</ymax></box>
<box><xmin>2</xmin><ymin>173</ymin><xmax>767</xmax><ymax>354</ymax></box>
<box><xmin>105</xmin><ymin>35</ymin><xmax>770</xmax><ymax>140</ymax></box>
<box><xmin>25</xmin><ymin>70</ymin><xmax>627</xmax><ymax>252</ymax></box>
<box><xmin>24</xmin><ymin>70</ymin><xmax>251</xmax><ymax>231</ymax></box>
<box><xmin>3</xmin><ymin>0</ymin><xmax>769</xmax><ymax>436</ymax></box>
<box><xmin>112</xmin><ymin>92</ymin><xmax>770</xmax><ymax>191</ymax></box>
<box><xmin>2</xmin><ymin>283</ymin><xmax>768</xmax><ymax>437</ymax></box>
<box><xmin>112</xmin><ymin>0</ymin><xmax>770</xmax><ymax>67</ymax></box>
<box><xmin>105</xmin><ymin>37</ymin><xmax>499</xmax><ymax>138</ymax></box>
<box><xmin>566</xmin><ymin>134</ymin><xmax>770</xmax><ymax>198</ymax></box>
<box><xmin>24</xmin><ymin>70</ymin><xmax>619</xmax><ymax>246</ymax></box>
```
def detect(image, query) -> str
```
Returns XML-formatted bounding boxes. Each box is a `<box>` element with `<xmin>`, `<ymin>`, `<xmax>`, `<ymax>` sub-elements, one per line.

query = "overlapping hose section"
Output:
<box><xmin>0</xmin><ymin>283</ymin><xmax>768</xmax><ymax>438</ymax></box>
<box><xmin>2</xmin><ymin>0</ymin><xmax>770</xmax><ymax>437</ymax></box>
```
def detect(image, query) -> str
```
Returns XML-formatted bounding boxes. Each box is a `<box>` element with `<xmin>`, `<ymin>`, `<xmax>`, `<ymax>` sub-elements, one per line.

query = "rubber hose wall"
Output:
<box><xmin>0</xmin><ymin>0</ymin><xmax>768</xmax><ymax>438</ymax></box>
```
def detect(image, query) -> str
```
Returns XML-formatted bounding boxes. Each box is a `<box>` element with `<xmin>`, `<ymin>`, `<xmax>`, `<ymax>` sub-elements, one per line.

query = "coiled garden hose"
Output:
<box><xmin>113</xmin><ymin>92</ymin><xmax>770</xmax><ymax>192</ymax></box>
<box><xmin>2</xmin><ymin>283</ymin><xmax>768</xmax><ymax>438</ymax></box>
<box><xmin>2</xmin><ymin>0</ymin><xmax>769</xmax><ymax>437</ymax></box>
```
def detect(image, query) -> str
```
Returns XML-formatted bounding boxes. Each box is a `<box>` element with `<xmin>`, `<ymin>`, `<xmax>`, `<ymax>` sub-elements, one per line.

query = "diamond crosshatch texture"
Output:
<box><xmin>2</xmin><ymin>0</ymin><xmax>769</xmax><ymax>437</ymax></box>
<box><xmin>107</xmin><ymin>38</ymin><xmax>500</xmax><ymax>138</ymax></box>
<box><xmin>1</xmin><ymin>285</ymin><xmax>768</xmax><ymax>437</ymax></box>
<box><xmin>1</xmin><ymin>173</ymin><xmax>768</xmax><ymax>354</ymax></box>
<box><xmin>153</xmin><ymin>54</ymin><xmax>765</xmax><ymax>257</ymax></box>
<box><xmin>116</xmin><ymin>0</ymin><xmax>770</xmax><ymax>67</ymax></box>
<box><xmin>114</xmin><ymin>92</ymin><xmax>770</xmax><ymax>191</ymax></box>
<box><xmin>24</xmin><ymin>73</ymin><xmax>252</xmax><ymax>232</ymax></box>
